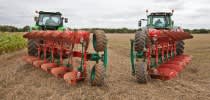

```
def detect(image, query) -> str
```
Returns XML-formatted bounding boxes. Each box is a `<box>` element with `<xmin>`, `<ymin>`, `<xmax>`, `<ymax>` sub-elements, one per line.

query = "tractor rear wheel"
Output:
<box><xmin>134</xmin><ymin>31</ymin><xmax>149</xmax><ymax>51</ymax></box>
<box><xmin>92</xmin><ymin>30</ymin><xmax>107</xmax><ymax>52</ymax></box>
<box><xmin>135</xmin><ymin>59</ymin><xmax>150</xmax><ymax>83</ymax></box>
<box><xmin>176</xmin><ymin>41</ymin><xmax>184</xmax><ymax>55</ymax></box>
<box><xmin>28</xmin><ymin>39</ymin><xmax>39</xmax><ymax>56</ymax></box>
<box><xmin>90</xmin><ymin>64</ymin><xmax>105</xmax><ymax>86</ymax></box>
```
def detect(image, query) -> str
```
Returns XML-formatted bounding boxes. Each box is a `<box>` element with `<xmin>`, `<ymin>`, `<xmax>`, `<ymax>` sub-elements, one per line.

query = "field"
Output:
<box><xmin>0</xmin><ymin>32</ymin><xmax>26</xmax><ymax>54</ymax></box>
<box><xmin>0</xmin><ymin>34</ymin><xmax>210</xmax><ymax>100</ymax></box>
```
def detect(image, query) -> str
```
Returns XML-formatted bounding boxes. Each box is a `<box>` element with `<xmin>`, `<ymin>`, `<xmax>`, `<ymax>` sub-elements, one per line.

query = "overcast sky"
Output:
<box><xmin>0</xmin><ymin>0</ymin><xmax>210</xmax><ymax>29</ymax></box>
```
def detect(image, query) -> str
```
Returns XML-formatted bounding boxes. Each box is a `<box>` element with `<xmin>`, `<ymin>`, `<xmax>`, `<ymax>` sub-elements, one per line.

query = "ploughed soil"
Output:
<box><xmin>0</xmin><ymin>34</ymin><xmax>210</xmax><ymax>100</ymax></box>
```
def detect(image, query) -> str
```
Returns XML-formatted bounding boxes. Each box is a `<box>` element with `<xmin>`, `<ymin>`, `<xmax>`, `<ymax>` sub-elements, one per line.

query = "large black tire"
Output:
<box><xmin>28</xmin><ymin>39</ymin><xmax>39</xmax><ymax>56</ymax></box>
<box><xmin>134</xmin><ymin>31</ymin><xmax>149</xmax><ymax>51</ymax></box>
<box><xmin>92</xmin><ymin>30</ymin><xmax>107</xmax><ymax>52</ymax></box>
<box><xmin>135</xmin><ymin>59</ymin><xmax>150</xmax><ymax>83</ymax></box>
<box><xmin>172</xmin><ymin>27</ymin><xmax>185</xmax><ymax>55</ymax></box>
<box><xmin>28</xmin><ymin>39</ymin><xmax>66</xmax><ymax>58</ymax></box>
<box><xmin>176</xmin><ymin>41</ymin><xmax>185</xmax><ymax>55</ymax></box>
<box><xmin>90</xmin><ymin>64</ymin><xmax>105</xmax><ymax>86</ymax></box>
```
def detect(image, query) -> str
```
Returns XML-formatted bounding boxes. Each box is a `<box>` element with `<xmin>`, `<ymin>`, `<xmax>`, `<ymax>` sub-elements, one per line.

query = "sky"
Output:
<box><xmin>0</xmin><ymin>0</ymin><xmax>210</xmax><ymax>29</ymax></box>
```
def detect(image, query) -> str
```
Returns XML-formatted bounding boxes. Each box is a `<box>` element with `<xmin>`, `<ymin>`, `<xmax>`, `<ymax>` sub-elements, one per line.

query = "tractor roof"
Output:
<box><xmin>149</xmin><ymin>12</ymin><xmax>173</xmax><ymax>16</ymax></box>
<box><xmin>39</xmin><ymin>11</ymin><xmax>62</xmax><ymax>15</ymax></box>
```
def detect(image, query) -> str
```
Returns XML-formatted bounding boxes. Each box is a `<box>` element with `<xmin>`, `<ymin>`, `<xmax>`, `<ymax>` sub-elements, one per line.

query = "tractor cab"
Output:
<box><xmin>139</xmin><ymin>12</ymin><xmax>174</xmax><ymax>29</ymax></box>
<box><xmin>33</xmin><ymin>11</ymin><xmax>68</xmax><ymax>30</ymax></box>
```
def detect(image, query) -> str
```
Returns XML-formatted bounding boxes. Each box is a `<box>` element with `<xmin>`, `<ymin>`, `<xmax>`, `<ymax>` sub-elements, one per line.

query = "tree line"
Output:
<box><xmin>0</xmin><ymin>25</ymin><xmax>30</xmax><ymax>32</ymax></box>
<box><xmin>0</xmin><ymin>25</ymin><xmax>209</xmax><ymax>34</ymax></box>
<box><xmin>82</xmin><ymin>28</ymin><xmax>137</xmax><ymax>33</ymax></box>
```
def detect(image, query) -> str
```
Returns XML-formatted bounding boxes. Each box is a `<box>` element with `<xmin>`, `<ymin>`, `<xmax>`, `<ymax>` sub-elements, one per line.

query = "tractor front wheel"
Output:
<box><xmin>90</xmin><ymin>64</ymin><xmax>105</xmax><ymax>86</ymax></box>
<box><xmin>135</xmin><ymin>59</ymin><xmax>150</xmax><ymax>83</ymax></box>
<box><xmin>176</xmin><ymin>41</ymin><xmax>185</xmax><ymax>55</ymax></box>
<box><xmin>28</xmin><ymin>39</ymin><xmax>39</xmax><ymax>56</ymax></box>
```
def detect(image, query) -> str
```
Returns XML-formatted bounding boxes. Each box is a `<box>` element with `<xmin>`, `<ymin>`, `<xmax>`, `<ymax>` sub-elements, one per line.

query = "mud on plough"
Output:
<box><xmin>23</xmin><ymin>30</ymin><xmax>108</xmax><ymax>86</ymax></box>
<box><xmin>130</xmin><ymin>29</ymin><xmax>193</xmax><ymax>83</ymax></box>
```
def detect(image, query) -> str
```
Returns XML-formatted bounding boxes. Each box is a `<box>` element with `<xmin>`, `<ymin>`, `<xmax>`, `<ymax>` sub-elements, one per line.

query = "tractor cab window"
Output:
<box><xmin>38</xmin><ymin>14</ymin><xmax>61</xmax><ymax>26</ymax></box>
<box><xmin>151</xmin><ymin>16</ymin><xmax>170</xmax><ymax>28</ymax></box>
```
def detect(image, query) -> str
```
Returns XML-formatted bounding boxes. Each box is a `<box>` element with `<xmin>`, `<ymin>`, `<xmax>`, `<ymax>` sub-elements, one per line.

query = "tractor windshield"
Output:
<box><xmin>38</xmin><ymin>14</ymin><xmax>62</xmax><ymax>26</ymax></box>
<box><xmin>151</xmin><ymin>16</ymin><xmax>170</xmax><ymax>28</ymax></box>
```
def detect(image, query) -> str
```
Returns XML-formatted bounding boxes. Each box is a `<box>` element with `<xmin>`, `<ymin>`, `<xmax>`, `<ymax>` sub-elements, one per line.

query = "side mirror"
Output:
<box><xmin>138</xmin><ymin>19</ymin><xmax>147</xmax><ymax>27</ymax></box>
<box><xmin>34</xmin><ymin>16</ymin><xmax>38</xmax><ymax>22</ymax></box>
<box><xmin>138</xmin><ymin>20</ymin><xmax>142</xmax><ymax>27</ymax></box>
<box><xmin>64</xmin><ymin>18</ymin><xmax>68</xmax><ymax>23</ymax></box>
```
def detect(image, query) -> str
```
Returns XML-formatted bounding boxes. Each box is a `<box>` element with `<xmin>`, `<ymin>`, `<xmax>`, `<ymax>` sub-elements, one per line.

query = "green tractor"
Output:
<box><xmin>28</xmin><ymin>11</ymin><xmax>68</xmax><ymax>56</ymax></box>
<box><xmin>130</xmin><ymin>10</ymin><xmax>193</xmax><ymax>83</ymax></box>
<box><xmin>23</xmin><ymin>11</ymin><xmax>108</xmax><ymax>86</ymax></box>
<box><xmin>32</xmin><ymin>11</ymin><xmax>67</xmax><ymax>31</ymax></box>
<box><xmin>137</xmin><ymin>11</ymin><xmax>185</xmax><ymax>56</ymax></box>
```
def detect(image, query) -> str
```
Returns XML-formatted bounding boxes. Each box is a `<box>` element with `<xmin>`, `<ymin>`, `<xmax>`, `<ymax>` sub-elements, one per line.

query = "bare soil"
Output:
<box><xmin>0</xmin><ymin>34</ymin><xmax>210</xmax><ymax>100</ymax></box>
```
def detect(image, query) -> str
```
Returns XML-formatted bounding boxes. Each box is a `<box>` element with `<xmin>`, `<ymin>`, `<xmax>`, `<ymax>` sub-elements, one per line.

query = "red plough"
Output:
<box><xmin>23</xmin><ymin>30</ymin><xmax>108</xmax><ymax>86</ymax></box>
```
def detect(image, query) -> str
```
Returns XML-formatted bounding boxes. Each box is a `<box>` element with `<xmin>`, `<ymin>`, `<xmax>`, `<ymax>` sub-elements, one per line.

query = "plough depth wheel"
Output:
<box><xmin>90</xmin><ymin>64</ymin><xmax>105</xmax><ymax>86</ymax></box>
<box><xmin>135</xmin><ymin>59</ymin><xmax>150</xmax><ymax>83</ymax></box>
